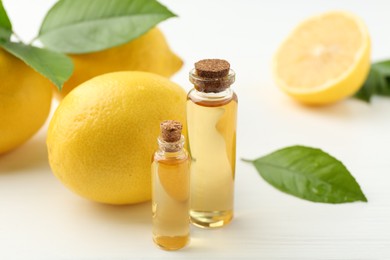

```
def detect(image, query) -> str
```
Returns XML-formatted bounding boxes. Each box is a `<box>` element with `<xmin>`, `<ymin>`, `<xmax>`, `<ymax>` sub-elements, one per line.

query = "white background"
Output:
<box><xmin>1</xmin><ymin>0</ymin><xmax>390</xmax><ymax>259</ymax></box>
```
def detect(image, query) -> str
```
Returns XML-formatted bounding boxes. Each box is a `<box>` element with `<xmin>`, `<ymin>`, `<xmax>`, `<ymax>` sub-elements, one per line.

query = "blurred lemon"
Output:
<box><xmin>57</xmin><ymin>28</ymin><xmax>182</xmax><ymax>97</ymax></box>
<box><xmin>273</xmin><ymin>11</ymin><xmax>370</xmax><ymax>105</ymax></box>
<box><xmin>47</xmin><ymin>71</ymin><xmax>186</xmax><ymax>205</ymax></box>
<box><xmin>0</xmin><ymin>48</ymin><xmax>52</xmax><ymax>154</ymax></box>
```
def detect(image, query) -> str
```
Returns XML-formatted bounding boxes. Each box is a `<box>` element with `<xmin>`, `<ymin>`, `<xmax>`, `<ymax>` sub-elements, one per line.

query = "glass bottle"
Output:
<box><xmin>151</xmin><ymin>120</ymin><xmax>191</xmax><ymax>250</ymax></box>
<box><xmin>187</xmin><ymin>59</ymin><xmax>237</xmax><ymax>228</ymax></box>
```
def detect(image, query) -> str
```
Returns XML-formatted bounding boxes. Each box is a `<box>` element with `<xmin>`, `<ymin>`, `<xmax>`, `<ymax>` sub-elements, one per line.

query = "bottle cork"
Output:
<box><xmin>192</xmin><ymin>59</ymin><xmax>233</xmax><ymax>93</ymax></box>
<box><xmin>160</xmin><ymin>120</ymin><xmax>183</xmax><ymax>143</ymax></box>
<box><xmin>195</xmin><ymin>59</ymin><xmax>230</xmax><ymax>78</ymax></box>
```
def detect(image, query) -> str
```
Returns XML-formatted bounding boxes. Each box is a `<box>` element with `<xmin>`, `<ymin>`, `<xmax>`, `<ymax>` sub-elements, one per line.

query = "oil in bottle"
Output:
<box><xmin>187</xmin><ymin>59</ymin><xmax>237</xmax><ymax>228</ymax></box>
<box><xmin>151</xmin><ymin>120</ymin><xmax>191</xmax><ymax>250</ymax></box>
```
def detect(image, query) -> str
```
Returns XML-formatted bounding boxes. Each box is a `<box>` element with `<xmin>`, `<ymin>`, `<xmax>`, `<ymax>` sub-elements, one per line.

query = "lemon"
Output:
<box><xmin>0</xmin><ymin>48</ymin><xmax>52</xmax><ymax>154</ymax></box>
<box><xmin>57</xmin><ymin>28</ymin><xmax>183</xmax><ymax>98</ymax></box>
<box><xmin>273</xmin><ymin>11</ymin><xmax>371</xmax><ymax>105</ymax></box>
<box><xmin>47</xmin><ymin>71</ymin><xmax>186</xmax><ymax>205</ymax></box>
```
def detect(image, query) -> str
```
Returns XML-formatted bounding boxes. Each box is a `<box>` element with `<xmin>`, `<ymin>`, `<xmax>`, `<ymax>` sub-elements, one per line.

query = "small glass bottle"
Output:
<box><xmin>187</xmin><ymin>59</ymin><xmax>237</xmax><ymax>228</ymax></box>
<box><xmin>151</xmin><ymin>120</ymin><xmax>191</xmax><ymax>250</ymax></box>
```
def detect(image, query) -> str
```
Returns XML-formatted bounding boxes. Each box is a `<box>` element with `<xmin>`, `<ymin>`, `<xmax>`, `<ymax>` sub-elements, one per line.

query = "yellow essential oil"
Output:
<box><xmin>151</xmin><ymin>120</ymin><xmax>191</xmax><ymax>250</ymax></box>
<box><xmin>187</xmin><ymin>59</ymin><xmax>237</xmax><ymax>228</ymax></box>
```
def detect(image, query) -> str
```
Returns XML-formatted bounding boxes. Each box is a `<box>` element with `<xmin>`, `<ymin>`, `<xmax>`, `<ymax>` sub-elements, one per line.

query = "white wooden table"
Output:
<box><xmin>1</xmin><ymin>0</ymin><xmax>389</xmax><ymax>259</ymax></box>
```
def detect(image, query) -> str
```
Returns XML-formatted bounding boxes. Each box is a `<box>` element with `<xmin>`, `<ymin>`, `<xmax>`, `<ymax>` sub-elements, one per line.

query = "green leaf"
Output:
<box><xmin>0</xmin><ymin>0</ymin><xmax>12</xmax><ymax>40</ymax></box>
<box><xmin>354</xmin><ymin>60</ymin><xmax>390</xmax><ymax>102</ymax></box>
<box><xmin>243</xmin><ymin>146</ymin><xmax>367</xmax><ymax>203</ymax></box>
<box><xmin>0</xmin><ymin>41</ymin><xmax>74</xmax><ymax>90</ymax></box>
<box><xmin>354</xmin><ymin>69</ymin><xmax>378</xmax><ymax>102</ymax></box>
<box><xmin>372</xmin><ymin>61</ymin><xmax>390</xmax><ymax>96</ymax></box>
<box><xmin>38</xmin><ymin>0</ymin><xmax>176</xmax><ymax>54</ymax></box>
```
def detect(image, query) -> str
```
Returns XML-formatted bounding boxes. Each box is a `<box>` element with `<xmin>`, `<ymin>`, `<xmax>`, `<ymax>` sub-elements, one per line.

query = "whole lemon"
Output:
<box><xmin>57</xmin><ymin>28</ymin><xmax>183</xmax><ymax>98</ymax></box>
<box><xmin>0</xmin><ymin>48</ymin><xmax>52</xmax><ymax>154</ymax></box>
<box><xmin>47</xmin><ymin>71</ymin><xmax>186</xmax><ymax>205</ymax></box>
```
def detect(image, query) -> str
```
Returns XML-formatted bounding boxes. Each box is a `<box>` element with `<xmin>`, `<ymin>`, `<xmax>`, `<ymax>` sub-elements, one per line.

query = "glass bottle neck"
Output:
<box><xmin>188</xmin><ymin>87</ymin><xmax>234</xmax><ymax>105</ymax></box>
<box><xmin>157</xmin><ymin>136</ymin><xmax>186</xmax><ymax>158</ymax></box>
<box><xmin>191</xmin><ymin>87</ymin><xmax>233</xmax><ymax>99</ymax></box>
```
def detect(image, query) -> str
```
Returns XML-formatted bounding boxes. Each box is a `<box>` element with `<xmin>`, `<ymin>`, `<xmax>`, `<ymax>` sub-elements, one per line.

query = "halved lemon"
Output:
<box><xmin>273</xmin><ymin>11</ymin><xmax>371</xmax><ymax>105</ymax></box>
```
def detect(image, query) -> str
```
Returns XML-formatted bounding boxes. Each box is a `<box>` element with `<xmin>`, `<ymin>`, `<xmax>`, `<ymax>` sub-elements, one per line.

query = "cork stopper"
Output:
<box><xmin>160</xmin><ymin>120</ymin><xmax>182</xmax><ymax>143</ymax></box>
<box><xmin>190</xmin><ymin>59</ymin><xmax>234</xmax><ymax>93</ymax></box>
<box><xmin>195</xmin><ymin>59</ymin><xmax>230</xmax><ymax>78</ymax></box>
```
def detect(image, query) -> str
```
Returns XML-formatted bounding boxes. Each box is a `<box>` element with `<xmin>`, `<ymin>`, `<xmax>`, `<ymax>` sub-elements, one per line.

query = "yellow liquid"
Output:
<box><xmin>151</xmin><ymin>154</ymin><xmax>190</xmax><ymax>250</ymax></box>
<box><xmin>187</xmin><ymin>92</ymin><xmax>237</xmax><ymax>228</ymax></box>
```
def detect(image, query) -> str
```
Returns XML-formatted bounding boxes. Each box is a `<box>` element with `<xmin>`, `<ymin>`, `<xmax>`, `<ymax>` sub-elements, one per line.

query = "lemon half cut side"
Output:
<box><xmin>273</xmin><ymin>11</ymin><xmax>371</xmax><ymax>105</ymax></box>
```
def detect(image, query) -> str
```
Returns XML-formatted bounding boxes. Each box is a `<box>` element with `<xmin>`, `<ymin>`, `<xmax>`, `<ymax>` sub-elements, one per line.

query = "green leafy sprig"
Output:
<box><xmin>0</xmin><ymin>0</ymin><xmax>176</xmax><ymax>90</ymax></box>
<box><xmin>243</xmin><ymin>146</ymin><xmax>367</xmax><ymax>204</ymax></box>
<box><xmin>355</xmin><ymin>61</ymin><xmax>390</xmax><ymax>102</ymax></box>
